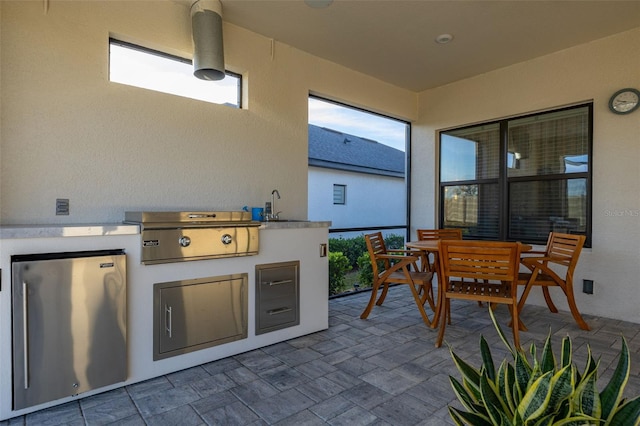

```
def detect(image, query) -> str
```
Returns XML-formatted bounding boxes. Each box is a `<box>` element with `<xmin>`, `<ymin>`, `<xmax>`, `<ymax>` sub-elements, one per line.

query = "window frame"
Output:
<box><xmin>333</xmin><ymin>184</ymin><xmax>346</xmax><ymax>205</ymax></box>
<box><xmin>438</xmin><ymin>103</ymin><xmax>593</xmax><ymax>247</ymax></box>
<box><xmin>109</xmin><ymin>38</ymin><xmax>242</xmax><ymax>108</ymax></box>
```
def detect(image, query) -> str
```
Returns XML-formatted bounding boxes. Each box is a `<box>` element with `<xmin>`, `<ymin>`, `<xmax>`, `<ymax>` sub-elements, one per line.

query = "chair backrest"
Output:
<box><xmin>417</xmin><ymin>228</ymin><xmax>462</xmax><ymax>241</ymax></box>
<box><xmin>545</xmin><ymin>232</ymin><xmax>586</xmax><ymax>272</ymax></box>
<box><xmin>365</xmin><ymin>232</ymin><xmax>387</xmax><ymax>276</ymax></box>
<box><xmin>438</xmin><ymin>240</ymin><xmax>521</xmax><ymax>284</ymax></box>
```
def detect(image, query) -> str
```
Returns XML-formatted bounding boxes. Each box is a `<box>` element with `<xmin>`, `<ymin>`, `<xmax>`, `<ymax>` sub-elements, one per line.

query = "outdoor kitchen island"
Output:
<box><xmin>0</xmin><ymin>219</ymin><xmax>330</xmax><ymax>421</ymax></box>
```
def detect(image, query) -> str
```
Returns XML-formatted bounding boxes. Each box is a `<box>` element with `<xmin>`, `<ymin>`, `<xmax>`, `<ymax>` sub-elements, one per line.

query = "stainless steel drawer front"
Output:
<box><xmin>255</xmin><ymin>261</ymin><xmax>300</xmax><ymax>335</ymax></box>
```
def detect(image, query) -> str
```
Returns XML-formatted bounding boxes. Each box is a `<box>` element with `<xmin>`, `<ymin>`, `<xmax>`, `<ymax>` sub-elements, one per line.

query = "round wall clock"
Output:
<box><xmin>608</xmin><ymin>88</ymin><xmax>640</xmax><ymax>115</ymax></box>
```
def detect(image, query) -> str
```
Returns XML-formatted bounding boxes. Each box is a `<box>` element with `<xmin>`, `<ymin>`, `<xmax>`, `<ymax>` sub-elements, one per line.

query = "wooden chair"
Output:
<box><xmin>360</xmin><ymin>232</ymin><xmax>435</xmax><ymax>327</ymax></box>
<box><xmin>416</xmin><ymin>228</ymin><xmax>463</xmax><ymax>272</ymax></box>
<box><xmin>518</xmin><ymin>232</ymin><xmax>589</xmax><ymax>330</ymax></box>
<box><xmin>436</xmin><ymin>240</ymin><xmax>522</xmax><ymax>348</ymax></box>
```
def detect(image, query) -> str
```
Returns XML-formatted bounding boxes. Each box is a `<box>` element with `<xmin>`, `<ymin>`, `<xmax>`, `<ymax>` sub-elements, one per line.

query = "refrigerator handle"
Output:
<box><xmin>22</xmin><ymin>281</ymin><xmax>29</xmax><ymax>389</ymax></box>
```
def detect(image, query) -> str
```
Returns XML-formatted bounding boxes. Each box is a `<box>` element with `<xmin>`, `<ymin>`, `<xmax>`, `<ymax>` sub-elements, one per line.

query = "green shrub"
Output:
<box><xmin>328</xmin><ymin>251</ymin><xmax>350</xmax><ymax>296</ymax></box>
<box><xmin>448</xmin><ymin>308</ymin><xmax>640</xmax><ymax>426</ymax></box>
<box><xmin>356</xmin><ymin>252</ymin><xmax>373</xmax><ymax>288</ymax></box>
<box><xmin>384</xmin><ymin>233</ymin><xmax>404</xmax><ymax>250</ymax></box>
<box><xmin>328</xmin><ymin>236</ymin><xmax>366</xmax><ymax>269</ymax></box>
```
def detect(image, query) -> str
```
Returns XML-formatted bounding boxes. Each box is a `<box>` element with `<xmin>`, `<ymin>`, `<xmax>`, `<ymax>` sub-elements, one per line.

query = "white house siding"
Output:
<box><xmin>308</xmin><ymin>166</ymin><xmax>406</xmax><ymax>238</ymax></box>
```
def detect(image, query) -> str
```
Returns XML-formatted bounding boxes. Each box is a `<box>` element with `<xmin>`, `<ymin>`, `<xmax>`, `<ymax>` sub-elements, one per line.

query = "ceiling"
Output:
<box><xmin>214</xmin><ymin>0</ymin><xmax>639</xmax><ymax>92</ymax></box>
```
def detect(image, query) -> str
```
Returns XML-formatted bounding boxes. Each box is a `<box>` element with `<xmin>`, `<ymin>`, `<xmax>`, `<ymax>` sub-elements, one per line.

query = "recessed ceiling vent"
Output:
<box><xmin>191</xmin><ymin>0</ymin><xmax>225</xmax><ymax>81</ymax></box>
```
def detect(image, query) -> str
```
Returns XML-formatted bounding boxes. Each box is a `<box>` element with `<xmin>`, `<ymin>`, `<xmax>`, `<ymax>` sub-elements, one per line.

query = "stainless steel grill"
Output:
<box><xmin>124</xmin><ymin>211</ymin><xmax>260</xmax><ymax>264</ymax></box>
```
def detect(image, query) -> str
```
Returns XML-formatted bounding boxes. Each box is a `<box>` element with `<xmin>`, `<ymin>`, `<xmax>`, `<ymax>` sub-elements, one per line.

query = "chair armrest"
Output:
<box><xmin>376</xmin><ymin>254</ymin><xmax>419</xmax><ymax>262</ymax></box>
<box><xmin>388</xmin><ymin>249</ymin><xmax>422</xmax><ymax>256</ymax></box>
<box><xmin>520</xmin><ymin>258</ymin><xmax>565</xmax><ymax>284</ymax></box>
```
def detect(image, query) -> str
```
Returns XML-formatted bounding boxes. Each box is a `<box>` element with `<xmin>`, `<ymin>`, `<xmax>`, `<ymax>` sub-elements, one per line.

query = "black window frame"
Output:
<box><xmin>438</xmin><ymin>103</ymin><xmax>593</xmax><ymax>247</ymax></box>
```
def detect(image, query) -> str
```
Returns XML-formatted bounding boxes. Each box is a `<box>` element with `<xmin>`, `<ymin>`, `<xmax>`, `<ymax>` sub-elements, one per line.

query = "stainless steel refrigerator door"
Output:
<box><xmin>11</xmin><ymin>252</ymin><xmax>127</xmax><ymax>410</ymax></box>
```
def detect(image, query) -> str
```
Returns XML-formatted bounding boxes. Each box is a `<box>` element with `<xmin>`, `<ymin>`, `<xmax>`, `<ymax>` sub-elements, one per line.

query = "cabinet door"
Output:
<box><xmin>154</xmin><ymin>274</ymin><xmax>247</xmax><ymax>360</ymax></box>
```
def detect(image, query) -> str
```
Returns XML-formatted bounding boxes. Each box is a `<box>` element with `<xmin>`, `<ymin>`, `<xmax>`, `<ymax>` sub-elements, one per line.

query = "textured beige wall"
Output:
<box><xmin>414</xmin><ymin>28</ymin><xmax>640</xmax><ymax>323</ymax></box>
<box><xmin>0</xmin><ymin>1</ymin><xmax>415</xmax><ymax>224</ymax></box>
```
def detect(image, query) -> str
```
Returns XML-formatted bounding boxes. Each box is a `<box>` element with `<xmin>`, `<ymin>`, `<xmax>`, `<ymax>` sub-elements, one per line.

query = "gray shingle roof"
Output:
<box><xmin>308</xmin><ymin>125</ymin><xmax>405</xmax><ymax>177</ymax></box>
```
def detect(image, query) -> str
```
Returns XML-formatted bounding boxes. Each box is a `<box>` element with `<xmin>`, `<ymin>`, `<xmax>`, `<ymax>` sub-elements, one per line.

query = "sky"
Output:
<box><xmin>308</xmin><ymin>97</ymin><xmax>407</xmax><ymax>152</ymax></box>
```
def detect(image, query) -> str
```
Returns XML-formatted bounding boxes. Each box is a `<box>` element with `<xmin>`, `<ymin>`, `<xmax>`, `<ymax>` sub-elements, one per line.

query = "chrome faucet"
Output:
<box><xmin>270</xmin><ymin>189</ymin><xmax>281</xmax><ymax>220</ymax></box>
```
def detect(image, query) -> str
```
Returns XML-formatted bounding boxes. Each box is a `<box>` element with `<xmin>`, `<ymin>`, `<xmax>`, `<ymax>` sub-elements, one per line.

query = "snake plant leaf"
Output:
<box><xmin>600</xmin><ymin>337</ymin><xmax>630</xmax><ymax>421</ymax></box>
<box><xmin>517</xmin><ymin>370</ymin><xmax>553</xmax><ymax>420</ymax></box>
<box><xmin>450</xmin><ymin>376</ymin><xmax>482</xmax><ymax>413</ymax></box>
<box><xmin>488</xmin><ymin>306</ymin><xmax>516</xmax><ymax>358</ymax></box>
<box><xmin>561</xmin><ymin>335</ymin><xmax>572</xmax><ymax>369</ymax></box>
<box><xmin>499</xmin><ymin>361</ymin><xmax>517</xmax><ymax>414</ymax></box>
<box><xmin>576</xmin><ymin>345</ymin><xmax>598</xmax><ymax>387</ymax></box>
<box><xmin>552</xmin><ymin>415</ymin><xmax>600</xmax><ymax>426</ymax></box>
<box><xmin>448</xmin><ymin>406</ymin><xmax>493</xmax><ymax>426</ymax></box>
<box><xmin>481</xmin><ymin>371</ymin><xmax>512</xmax><ymax>423</ymax></box>
<box><xmin>607</xmin><ymin>395</ymin><xmax>640</xmax><ymax>426</ymax></box>
<box><xmin>515</xmin><ymin>351</ymin><xmax>532</xmax><ymax>396</ymax></box>
<box><xmin>574</xmin><ymin>368</ymin><xmax>600</xmax><ymax>418</ymax></box>
<box><xmin>529</xmin><ymin>413</ymin><xmax>555</xmax><ymax>426</ymax></box>
<box><xmin>542</xmin><ymin>365</ymin><xmax>574</xmax><ymax>417</ymax></box>
<box><xmin>540</xmin><ymin>334</ymin><xmax>556</xmax><ymax>374</ymax></box>
<box><xmin>451</xmin><ymin>346</ymin><xmax>481</xmax><ymax>386</ymax></box>
<box><xmin>481</xmin><ymin>335</ymin><xmax>496</xmax><ymax>382</ymax></box>
<box><xmin>555</xmin><ymin>398</ymin><xmax>571</xmax><ymax>420</ymax></box>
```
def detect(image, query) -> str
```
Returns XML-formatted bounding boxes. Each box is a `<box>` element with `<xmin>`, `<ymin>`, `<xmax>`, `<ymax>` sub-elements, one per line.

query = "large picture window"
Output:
<box><xmin>439</xmin><ymin>104</ymin><xmax>592</xmax><ymax>246</ymax></box>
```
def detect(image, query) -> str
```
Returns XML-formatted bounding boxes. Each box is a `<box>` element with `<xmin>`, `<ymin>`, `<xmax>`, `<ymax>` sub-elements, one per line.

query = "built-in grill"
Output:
<box><xmin>124</xmin><ymin>211</ymin><xmax>260</xmax><ymax>264</ymax></box>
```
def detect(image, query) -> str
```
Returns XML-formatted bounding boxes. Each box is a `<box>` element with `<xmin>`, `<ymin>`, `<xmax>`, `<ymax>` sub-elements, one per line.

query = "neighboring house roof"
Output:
<box><xmin>308</xmin><ymin>125</ymin><xmax>405</xmax><ymax>178</ymax></box>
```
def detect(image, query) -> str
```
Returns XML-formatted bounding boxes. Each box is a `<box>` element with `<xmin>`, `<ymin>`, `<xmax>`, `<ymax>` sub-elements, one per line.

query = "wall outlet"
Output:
<box><xmin>582</xmin><ymin>279</ymin><xmax>594</xmax><ymax>294</ymax></box>
<box><xmin>56</xmin><ymin>198</ymin><xmax>70</xmax><ymax>215</ymax></box>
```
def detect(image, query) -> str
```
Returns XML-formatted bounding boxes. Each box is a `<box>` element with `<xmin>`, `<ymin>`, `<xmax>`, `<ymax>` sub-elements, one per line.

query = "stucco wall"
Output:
<box><xmin>308</xmin><ymin>167</ymin><xmax>406</xmax><ymax>229</ymax></box>
<box><xmin>0</xmin><ymin>1</ymin><xmax>415</xmax><ymax>225</ymax></box>
<box><xmin>413</xmin><ymin>28</ymin><xmax>640</xmax><ymax>323</ymax></box>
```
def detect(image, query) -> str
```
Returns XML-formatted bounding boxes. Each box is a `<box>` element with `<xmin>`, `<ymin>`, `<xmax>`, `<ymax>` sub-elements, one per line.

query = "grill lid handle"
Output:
<box><xmin>188</xmin><ymin>213</ymin><xmax>217</xmax><ymax>219</ymax></box>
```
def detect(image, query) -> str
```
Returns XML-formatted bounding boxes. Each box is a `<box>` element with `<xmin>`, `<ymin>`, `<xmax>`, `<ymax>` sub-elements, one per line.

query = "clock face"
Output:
<box><xmin>609</xmin><ymin>88</ymin><xmax>640</xmax><ymax>114</ymax></box>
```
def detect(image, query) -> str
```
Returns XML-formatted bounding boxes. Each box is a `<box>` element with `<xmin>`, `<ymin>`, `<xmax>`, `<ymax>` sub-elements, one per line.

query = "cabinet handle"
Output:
<box><xmin>266</xmin><ymin>279</ymin><xmax>292</xmax><ymax>286</ymax></box>
<box><xmin>267</xmin><ymin>307</ymin><xmax>292</xmax><ymax>315</ymax></box>
<box><xmin>165</xmin><ymin>304</ymin><xmax>172</xmax><ymax>338</ymax></box>
<box><xmin>22</xmin><ymin>282</ymin><xmax>30</xmax><ymax>389</ymax></box>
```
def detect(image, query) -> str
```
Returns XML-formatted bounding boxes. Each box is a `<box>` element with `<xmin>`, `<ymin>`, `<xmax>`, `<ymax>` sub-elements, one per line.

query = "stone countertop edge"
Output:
<box><xmin>0</xmin><ymin>224</ymin><xmax>141</xmax><ymax>239</ymax></box>
<box><xmin>0</xmin><ymin>221</ymin><xmax>332</xmax><ymax>239</ymax></box>
<box><xmin>260</xmin><ymin>221</ymin><xmax>331</xmax><ymax>230</ymax></box>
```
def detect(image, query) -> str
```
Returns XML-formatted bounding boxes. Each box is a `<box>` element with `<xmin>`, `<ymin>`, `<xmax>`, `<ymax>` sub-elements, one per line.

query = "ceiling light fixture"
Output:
<box><xmin>435</xmin><ymin>33</ymin><xmax>454</xmax><ymax>44</ymax></box>
<box><xmin>304</xmin><ymin>0</ymin><xmax>333</xmax><ymax>9</ymax></box>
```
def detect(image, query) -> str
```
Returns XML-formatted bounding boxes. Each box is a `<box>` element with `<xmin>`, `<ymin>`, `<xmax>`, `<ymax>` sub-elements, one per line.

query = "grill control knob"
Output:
<box><xmin>179</xmin><ymin>236</ymin><xmax>191</xmax><ymax>247</ymax></box>
<box><xmin>221</xmin><ymin>234</ymin><xmax>233</xmax><ymax>245</ymax></box>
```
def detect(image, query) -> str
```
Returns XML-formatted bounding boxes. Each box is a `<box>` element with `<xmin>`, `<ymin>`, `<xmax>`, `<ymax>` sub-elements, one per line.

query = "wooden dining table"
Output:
<box><xmin>405</xmin><ymin>239</ymin><xmax>532</xmax><ymax>329</ymax></box>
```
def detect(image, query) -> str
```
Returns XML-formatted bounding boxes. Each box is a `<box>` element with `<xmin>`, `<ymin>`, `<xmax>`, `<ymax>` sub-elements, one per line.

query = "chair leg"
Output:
<box><xmin>360</xmin><ymin>282</ymin><xmax>381</xmax><ymax>319</ymax></box>
<box><xmin>376</xmin><ymin>282</ymin><xmax>390</xmax><ymax>306</ymax></box>
<box><xmin>542</xmin><ymin>287</ymin><xmax>559</xmax><ymax>313</ymax></box>
<box><xmin>510</xmin><ymin>304</ymin><xmax>521</xmax><ymax>349</ymax></box>
<box><xmin>563</xmin><ymin>285</ymin><xmax>590</xmax><ymax>331</ymax></box>
<box><xmin>436</xmin><ymin>298</ymin><xmax>449</xmax><ymax>347</ymax></box>
<box><xmin>407</xmin><ymin>283</ymin><xmax>432</xmax><ymax>327</ymax></box>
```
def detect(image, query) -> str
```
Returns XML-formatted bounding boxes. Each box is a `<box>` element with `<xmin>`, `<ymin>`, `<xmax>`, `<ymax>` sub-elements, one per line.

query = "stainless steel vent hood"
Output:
<box><xmin>191</xmin><ymin>0</ymin><xmax>225</xmax><ymax>81</ymax></box>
